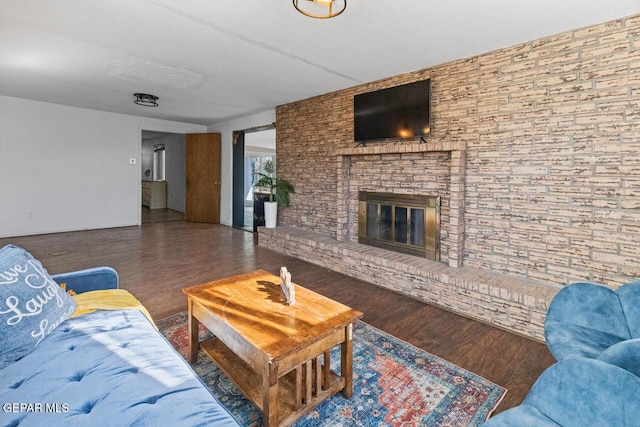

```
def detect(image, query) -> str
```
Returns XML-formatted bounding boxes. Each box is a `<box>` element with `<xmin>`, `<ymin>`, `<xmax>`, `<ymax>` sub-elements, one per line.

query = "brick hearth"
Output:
<box><xmin>258</xmin><ymin>226</ymin><xmax>558</xmax><ymax>341</ymax></box>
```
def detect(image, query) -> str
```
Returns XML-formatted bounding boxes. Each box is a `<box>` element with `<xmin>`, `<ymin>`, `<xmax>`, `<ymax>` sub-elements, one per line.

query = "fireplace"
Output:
<box><xmin>358</xmin><ymin>192</ymin><xmax>440</xmax><ymax>260</ymax></box>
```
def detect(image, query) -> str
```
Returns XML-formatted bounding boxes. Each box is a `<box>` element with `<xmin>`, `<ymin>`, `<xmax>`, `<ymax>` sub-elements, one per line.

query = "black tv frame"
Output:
<box><xmin>353</xmin><ymin>79</ymin><xmax>431</xmax><ymax>146</ymax></box>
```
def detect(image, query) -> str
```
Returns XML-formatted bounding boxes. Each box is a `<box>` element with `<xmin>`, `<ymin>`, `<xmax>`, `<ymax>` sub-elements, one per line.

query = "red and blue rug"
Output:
<box><xmin>158</xmin><ymin>312</ymin><xmax>506</xmax><ymax>426</ymax></box>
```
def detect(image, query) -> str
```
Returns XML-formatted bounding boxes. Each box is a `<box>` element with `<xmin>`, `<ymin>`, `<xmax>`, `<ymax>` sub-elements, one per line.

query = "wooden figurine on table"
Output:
<box><xmin>280</xmin><ymin>266</ymin><xmax>295</xmax><ymax>305</ymax></box>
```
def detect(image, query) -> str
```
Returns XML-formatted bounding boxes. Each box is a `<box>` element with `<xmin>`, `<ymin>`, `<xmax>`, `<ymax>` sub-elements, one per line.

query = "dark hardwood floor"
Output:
<box><xmin>1</xmin><ymin>221</ymin><xmax>555</xmax><ymax>415</ymax></box>
<box><xmin>141</xmin><ymin>206</ymin><xmax>185</xmax><ymax>224</ymax></box>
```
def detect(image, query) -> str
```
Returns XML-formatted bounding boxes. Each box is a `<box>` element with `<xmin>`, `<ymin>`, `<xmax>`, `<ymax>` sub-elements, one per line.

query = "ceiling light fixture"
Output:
<box><xmin>134</xmin><ymin>93</ymin><xmax>159</xmax><ymax>107</ymax></box>
<box><xmin>293</xmin><ymin>0</ymin><xmax>346</xmax><ymax>19</ymax></box>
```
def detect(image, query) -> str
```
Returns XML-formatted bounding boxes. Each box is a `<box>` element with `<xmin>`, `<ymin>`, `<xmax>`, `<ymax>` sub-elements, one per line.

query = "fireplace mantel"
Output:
<box><xmin>336</xmin><ymin>141</ymin><xmax>466</xmax><ymax>268</ymax></box>
<box><xmin>335</xmin><ymin>141</ymin><xmax>465</xmax><ymax>157</ymax></box>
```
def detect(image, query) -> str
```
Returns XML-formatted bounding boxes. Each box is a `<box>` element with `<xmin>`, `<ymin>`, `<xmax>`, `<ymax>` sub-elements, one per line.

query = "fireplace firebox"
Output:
<box><xmin>358</xmin><ymin>192</ymin><xmax>440</xmax><ymax>260</ymax></box>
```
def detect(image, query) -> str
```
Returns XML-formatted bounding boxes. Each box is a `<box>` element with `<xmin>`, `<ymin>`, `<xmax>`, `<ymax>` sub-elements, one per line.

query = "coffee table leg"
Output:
<box><xmin>187</xmin><ymin>299</ymin><xmax>200</xmax><ymax>364</ymax></box>
<box><xmin>341</xmin><ymin>323</ymin><xmax>354</xmax><ymax>398</ymax></box>
<box><xmin>262</xmin><ymin>370</ymin><xmax>279</xmax><ymax>427</ymax></box>
<box><xmin>323</xmin><ymin>350</ymin><xmax>331</xmax><ymax>391</ymax></box>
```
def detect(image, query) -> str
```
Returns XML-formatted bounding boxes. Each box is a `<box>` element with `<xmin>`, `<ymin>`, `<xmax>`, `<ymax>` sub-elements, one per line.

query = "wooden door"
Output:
<box><xmin>186</xmin><ymin>133</ymin><xmax>221</xmax><ymax>223</ymax></box>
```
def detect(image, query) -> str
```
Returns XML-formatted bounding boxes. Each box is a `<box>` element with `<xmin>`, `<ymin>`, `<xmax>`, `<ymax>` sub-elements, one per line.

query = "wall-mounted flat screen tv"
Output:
<box><xmin>354</xmin><ymin>79</ymin><xmax>430</xmax><ymax>142</ymax></box>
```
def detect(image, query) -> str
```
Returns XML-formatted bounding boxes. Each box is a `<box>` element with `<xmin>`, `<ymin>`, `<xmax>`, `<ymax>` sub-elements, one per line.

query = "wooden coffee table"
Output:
<box><xmin>182</xmin><ymin>270</ymin><xmax>363</xmax><ymax>426</ymax></box>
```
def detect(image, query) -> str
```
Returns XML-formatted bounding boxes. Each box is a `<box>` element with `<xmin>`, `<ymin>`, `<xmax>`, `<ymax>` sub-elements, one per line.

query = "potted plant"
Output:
<box><xmin>252</xmin><ymin>159</ymin><xmax>295</xmax><ymax>228</ymax></box>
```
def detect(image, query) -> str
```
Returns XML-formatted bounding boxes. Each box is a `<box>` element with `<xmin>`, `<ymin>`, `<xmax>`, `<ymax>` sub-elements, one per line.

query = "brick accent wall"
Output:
<box><xmin>276</xmin><ymin>13</ymin><xmax>640</xmax><ymax>288</ymax></box>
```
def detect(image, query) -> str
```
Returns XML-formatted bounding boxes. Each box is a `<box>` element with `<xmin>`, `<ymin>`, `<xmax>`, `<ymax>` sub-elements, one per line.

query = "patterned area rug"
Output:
<box><xmin>158</xmin><ymin>312</ymin><xmax>506</xmax><ymax>426</ymax></box>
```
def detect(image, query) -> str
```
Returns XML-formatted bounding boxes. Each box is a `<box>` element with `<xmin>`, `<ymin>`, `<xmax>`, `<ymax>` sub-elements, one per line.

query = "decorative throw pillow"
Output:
<box><xmin>0</xmin><ymin>245</ymin><xmax>77</xmax><ymax>369</ymax></box>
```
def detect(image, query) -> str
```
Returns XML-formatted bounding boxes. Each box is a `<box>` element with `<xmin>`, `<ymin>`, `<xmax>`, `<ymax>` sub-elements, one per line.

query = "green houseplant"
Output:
<box><xmin>252</xmin><ymin>159</ymin><xmax>295</xmax><ymax>228</ymax></box>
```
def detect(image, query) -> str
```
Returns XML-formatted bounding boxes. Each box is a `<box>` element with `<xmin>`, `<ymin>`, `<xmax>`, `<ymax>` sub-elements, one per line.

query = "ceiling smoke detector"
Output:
<box><xmin>134</xmin><ymin>93</ymin><xmax>159</xmax><ymax>107</ymax></box>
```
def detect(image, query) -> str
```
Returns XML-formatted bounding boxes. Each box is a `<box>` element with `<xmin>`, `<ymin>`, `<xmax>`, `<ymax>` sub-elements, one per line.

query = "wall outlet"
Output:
<box><xmin>129</xmin><ymin>158</ymin><xmax>137</xmax><ymax>164</ymax></box>
<box><xmin>301</xmin><ymin>215</ymin><xmax>307</xmax><ymax>222</ymax></box>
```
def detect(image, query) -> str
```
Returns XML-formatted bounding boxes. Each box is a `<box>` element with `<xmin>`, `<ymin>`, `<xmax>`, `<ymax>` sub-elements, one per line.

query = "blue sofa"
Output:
<box><xmin>544</xmin><ymin>281</ymin><xmax>640</xmax><ymax>364</ymax></box>
<box><xmin>483</xmin><ymin>281</ymin><xmax>640</xmax><ymax>426</ymax></box>
<box><xmin>483</xmin><ymin>358</ymin><xmax>640</xmax><ymax>426</ymax></box>
<box><xmin>0</xmin><ymin>249</ymin><xmax>239</xmax><ymax>427</ymax></box>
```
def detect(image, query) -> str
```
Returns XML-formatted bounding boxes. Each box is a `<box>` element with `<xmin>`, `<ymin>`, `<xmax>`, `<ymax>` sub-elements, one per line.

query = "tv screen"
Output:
<box><xmin>354</xmin><ymin>79</ymin><xmax>430</xmax><ymax>142</ymax></box>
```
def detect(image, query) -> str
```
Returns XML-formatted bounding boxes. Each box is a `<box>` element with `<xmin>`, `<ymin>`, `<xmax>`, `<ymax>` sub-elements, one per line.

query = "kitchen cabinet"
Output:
<box><xmin>142</xmin><ymin>181</ymin><xmax>167</xmax><ymax>209</ymax></box>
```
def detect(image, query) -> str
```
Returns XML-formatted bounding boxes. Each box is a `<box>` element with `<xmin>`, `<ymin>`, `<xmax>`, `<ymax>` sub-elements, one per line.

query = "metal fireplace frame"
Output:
<box><xmin>358</xmin><ymin>192</ymin><xmax>441</xmax><ymax>261</ymax></box>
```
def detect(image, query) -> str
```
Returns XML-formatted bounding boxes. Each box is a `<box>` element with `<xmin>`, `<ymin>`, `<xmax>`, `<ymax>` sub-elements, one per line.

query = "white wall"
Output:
<box><xmin>161</xmin><ymin>133</ymin><xmax>186</xmax><ymax>212</ymax></box>
<box><xmin>0</xmin><ymin>95</ymin><xmax>206</xmax><ymax>238</ymax></box>
<box><xmin>207</xmin><ymin>110</ymin><xmax>276</xmax><ymax>226</ymax></box>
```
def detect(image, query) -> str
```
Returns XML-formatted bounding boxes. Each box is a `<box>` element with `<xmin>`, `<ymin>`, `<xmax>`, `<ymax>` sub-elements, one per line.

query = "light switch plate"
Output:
<box><xmin>129</xmin><ymin>158</ymin><xmax>136</xmax><ymax>164</ymax></box>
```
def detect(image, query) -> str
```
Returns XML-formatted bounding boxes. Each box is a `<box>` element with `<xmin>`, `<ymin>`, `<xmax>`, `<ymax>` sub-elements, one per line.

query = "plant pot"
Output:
<box><xmin>264</xmin><ymin>201</ymin><xmax>278</xmax><ymax>228</ymax></box>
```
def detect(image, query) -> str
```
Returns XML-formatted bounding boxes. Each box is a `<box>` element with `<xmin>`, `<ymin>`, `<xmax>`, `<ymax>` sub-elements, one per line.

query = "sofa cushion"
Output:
<box><xmin>522</xmin><ymin>359</ymin><xmax>640</xmax><ymax>426</ymax></box>
<box><xmin>545</xmin><ymin>282</ymin><xmax>631</xmax><ymax>339</ymax></box>
<box><xmin>598</xmin><ymin>338</ymin><xmax>640</xmax><ymax>378</ymax></box>
<box><xmin>0</xmin><ymin>309</ymin><xmax>239</xmax><ymax>426</ymax></box>
<box><xmin>544</xmin><ymin>320</ymin><xmax>628</xmax><ymax>361</ymax></box>
<box><xmin>484</xmin><ymin>358</ymin><xmax>640</xmax><ymax>426</ymax></box>
<box><xmin>0</xmin><ymin>244</ymin><xmax>77</xmax><ymax>369</ymax></box>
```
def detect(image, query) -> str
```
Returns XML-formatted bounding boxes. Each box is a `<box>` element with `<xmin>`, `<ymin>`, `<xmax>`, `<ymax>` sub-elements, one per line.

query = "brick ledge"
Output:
<box><xmin>258</xmin><ymin>226</ymin><xmax>560</xmax><ymax>342</ymax></box>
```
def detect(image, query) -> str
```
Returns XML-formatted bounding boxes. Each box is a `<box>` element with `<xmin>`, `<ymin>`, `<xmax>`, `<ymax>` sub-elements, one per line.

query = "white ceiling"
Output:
<box><xmin>2</xmin><ymin>0</ymin><xmax>639</xmax><ymax>126</ymax></box>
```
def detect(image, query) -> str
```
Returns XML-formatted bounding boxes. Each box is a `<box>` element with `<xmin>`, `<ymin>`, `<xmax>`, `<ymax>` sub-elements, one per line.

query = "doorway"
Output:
<box><xmin>141</xmin><ymin>131</ymin><xmax>186</xmax><ymax>224</ymax></box>
<box><xmin>232</xmin><ymin>126</ymin><xmax>276</xmax><ymax>232</ymax></box>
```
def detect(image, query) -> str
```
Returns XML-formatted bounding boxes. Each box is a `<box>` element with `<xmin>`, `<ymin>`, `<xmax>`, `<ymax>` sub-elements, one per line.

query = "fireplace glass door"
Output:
<box><xmin>359</xmin><ymin>192</ymin><xmax>440</xmax><ymax>260</ymax></box>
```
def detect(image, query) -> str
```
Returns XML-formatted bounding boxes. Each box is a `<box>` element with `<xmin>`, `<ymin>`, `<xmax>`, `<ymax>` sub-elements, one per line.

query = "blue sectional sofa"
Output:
<box><xmin>483</xmin><ymin>358</ymin><xmax>640</xmax><ymax>426</ymax></box>
<box><xmin>0</xmin><ymin>245</ymin><xmax>239</xmax><ymax>427</ymax></box>
<box><xmin>483</xmin><ymin>281</ymin><xmax>640</xmax><ymax>426</ymax></box>
<box><xmin>544</xmin><ymin>281</ymin><xmax>640</xmax><ymax>364</ymax></box>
